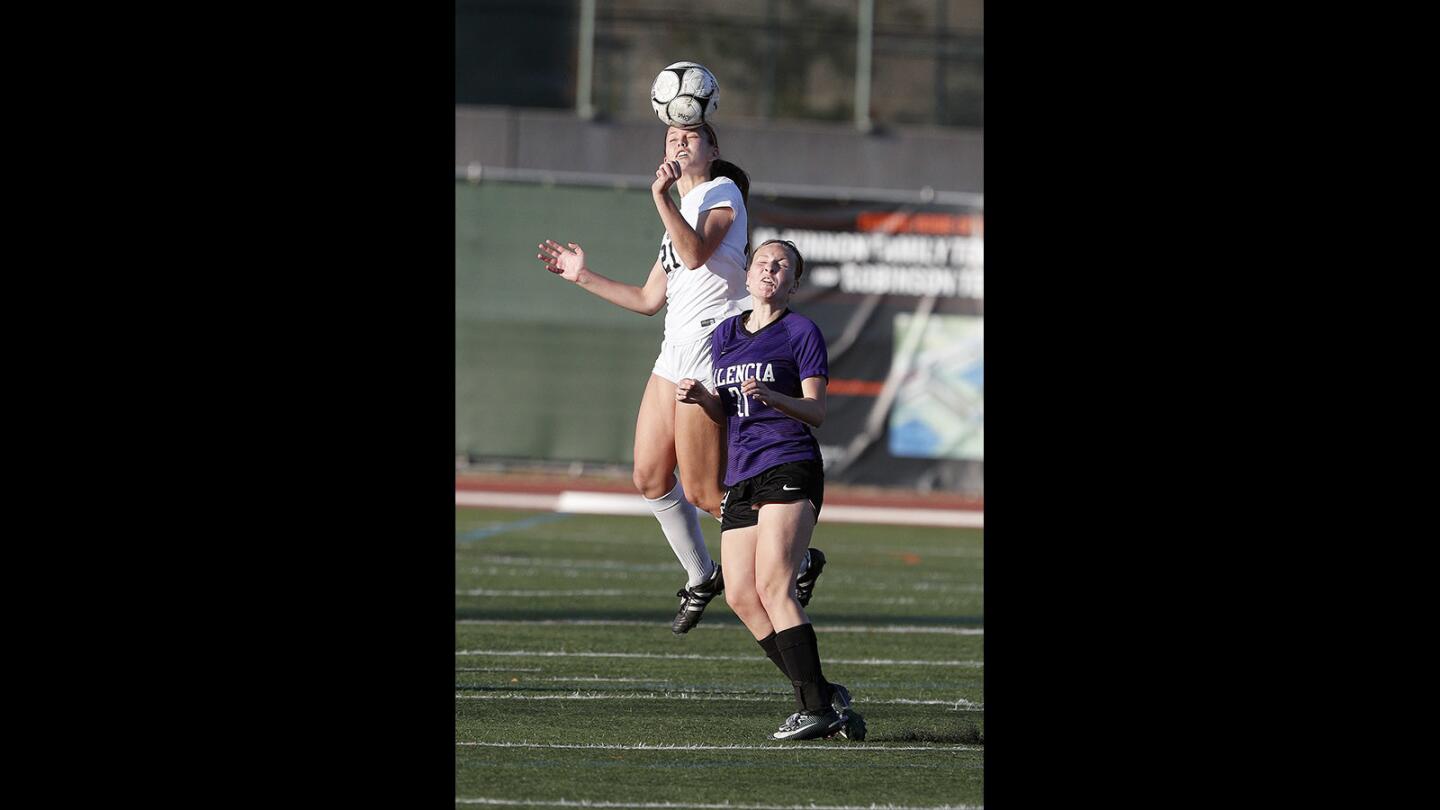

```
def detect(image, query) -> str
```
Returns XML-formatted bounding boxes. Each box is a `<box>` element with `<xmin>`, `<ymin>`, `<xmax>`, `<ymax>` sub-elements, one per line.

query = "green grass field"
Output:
<box><xmin>456</xmin><ymin>507</ymin><xmax>985</xmax><ymax>809</ymax></box>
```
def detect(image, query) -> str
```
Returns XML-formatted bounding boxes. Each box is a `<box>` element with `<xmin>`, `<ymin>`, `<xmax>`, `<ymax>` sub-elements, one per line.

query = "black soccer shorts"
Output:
<box><xmin>720</xmin><ymin>459</ymin><xmax>825</xmax><ymax>532</ymax></box>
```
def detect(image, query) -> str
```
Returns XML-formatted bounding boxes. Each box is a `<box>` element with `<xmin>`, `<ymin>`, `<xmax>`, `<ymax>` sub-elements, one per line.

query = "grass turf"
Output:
<box><xmin>456</xmin><ymin>507</ymin><xmax>984</xmax><ymax>808</ymax></box>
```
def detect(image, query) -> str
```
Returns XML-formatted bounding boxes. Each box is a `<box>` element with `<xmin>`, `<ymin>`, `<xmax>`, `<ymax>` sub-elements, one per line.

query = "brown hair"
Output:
<box><xmin>696</xmin><ymin>122</ymin><xmax>750</xmax><ymax>208</ymax></box>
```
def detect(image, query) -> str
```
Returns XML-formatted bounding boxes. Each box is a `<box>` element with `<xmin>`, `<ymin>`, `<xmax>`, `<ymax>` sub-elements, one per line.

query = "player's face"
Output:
<box><xmin>665</xmin><ymin>127</ymin><xmax>715</xmax><ymax>173</ymax></box>
<box><xmin>747</xmin><ymin>243</ymin><xmax>796</xmax><ymax>305</ymax></box>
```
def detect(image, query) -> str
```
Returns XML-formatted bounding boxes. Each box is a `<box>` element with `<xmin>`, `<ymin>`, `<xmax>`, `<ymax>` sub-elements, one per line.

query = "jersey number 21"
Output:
<box><xmin>727</xmin><ymin>387</ymin><xmax>751</xmax><ymax>418</ymax></box>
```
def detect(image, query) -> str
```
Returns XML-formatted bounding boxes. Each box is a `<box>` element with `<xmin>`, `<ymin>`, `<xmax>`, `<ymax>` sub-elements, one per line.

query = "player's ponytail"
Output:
<box><xmin>698</xmin><ymin>122</ymin><xmax>750</xmax><ymax>208</ymax></box>
<box><xmin>709</xmin><ymin>159</ymin><xmax>750</xmax><ymax>208</ymax></box>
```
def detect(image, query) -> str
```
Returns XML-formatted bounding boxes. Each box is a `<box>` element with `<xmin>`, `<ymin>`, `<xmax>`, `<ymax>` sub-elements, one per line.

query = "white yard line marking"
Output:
<box><xmin>454</xmin><ymin>691</ymin><xmax>981</xmax><ymax>709</ymax></box>
<box><xmin>538</xmin><ymin>671</ymin><xmax>656</xmax><ymax>677</ymax></box>
<box><xmin>455</xmin><ymin>798</ymin><xmax>982</xmax><ymax>809</ymax></box>
<box><xmin>456</xmin><ymin>667</ymin><xmax>544</xmax><ymax>673</ymax></box>
<box><xmin>456</xmin><ymin>741</ymin><xmax>981</xmax><ymax>754</ymax></box>
<box><xmin>823</xmin><ymin>624</ymin><xmax>981</xmax><ymax>635</ymax></box>
<box><xmin>462</xmin><ymin>555</ymin><xmax>679</xmax><ymax>573</ymax></box>
<box><xmin>455</xmin><ymin>590</ymin><xmax>976</xmax><ymax>606</ymax></box>
<box><xmin>457</xmin><ymin>589</ymin><xmax>642</xmax><ymax>597</ymax></box>
<box><xmin>456</xmin><ymin>619</ymin><xmax>982</xmax><ymax>635</ymax></box>
<box><xmin>457</xmin><ymin>490</ymin><xmax>983</xmax><ymax>529</ymax></box>
<box><xmin>454</xmin><ymin>649</ymin><xmax>982</xmax><ymax>667</ymax></box>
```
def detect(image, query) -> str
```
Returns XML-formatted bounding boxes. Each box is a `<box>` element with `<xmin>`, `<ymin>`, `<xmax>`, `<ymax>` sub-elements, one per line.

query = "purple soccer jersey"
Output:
<box><xmin>709</xmin><ymin>310</ymin><xmax>829</xmax><ymax>486</ymax></box>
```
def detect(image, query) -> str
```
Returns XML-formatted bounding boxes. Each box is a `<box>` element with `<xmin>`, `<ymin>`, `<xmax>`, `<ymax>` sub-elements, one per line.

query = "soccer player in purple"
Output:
<box><xmin>677</xmin><ymin>240</ymin><xmax>865</xmax><ymax>741</ymax></box>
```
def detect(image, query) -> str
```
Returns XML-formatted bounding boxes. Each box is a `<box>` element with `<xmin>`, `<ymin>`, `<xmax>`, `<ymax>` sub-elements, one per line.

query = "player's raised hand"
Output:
<box><xmin>741</xmin><ymin>378</ymin><xmax>775</xmax><ymax>405</ymax></box>
<box><xmin>537</xmin><ymin>239</ymin><xmax>585</xmax><ymax>282</ymax></box>
<box><xmin>652</xmin><ymin>159</ymin><xmax>681</xmax><ymax>195</ymax></box>
<box><xmin>676</xmin><ymin>377</ymin><xmax>710</xmax><ymax>405</ymax></box>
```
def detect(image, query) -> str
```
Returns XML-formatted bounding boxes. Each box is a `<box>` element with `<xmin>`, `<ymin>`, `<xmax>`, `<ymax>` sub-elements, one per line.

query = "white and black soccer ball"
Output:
<box><xmin>650</xmin><ymin>61</ymin><xmax>719</xmax><ymax>129</ymax></box>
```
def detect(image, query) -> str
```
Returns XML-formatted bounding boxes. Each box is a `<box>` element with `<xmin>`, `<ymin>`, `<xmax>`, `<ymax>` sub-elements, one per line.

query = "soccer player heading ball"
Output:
<box><xmin>536</xmin><ymin>122</ymin><xmax>826</xmax><ymax>635</ymax></box>
<box><xmin>676</xmin><ymin>240</ymin><xmax>866</xmax><ymax>741</ymax></box>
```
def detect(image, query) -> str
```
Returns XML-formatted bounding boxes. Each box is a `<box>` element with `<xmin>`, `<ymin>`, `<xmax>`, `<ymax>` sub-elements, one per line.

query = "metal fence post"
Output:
<box><xmin>856</xmin><ymin>0</ymin><xmax>874</xmax><ymax>132</ymax></box>
<box><xmin>577</xmin><ymin>0</ymin><xmax>596</xmax><ymax>119</ymax></box>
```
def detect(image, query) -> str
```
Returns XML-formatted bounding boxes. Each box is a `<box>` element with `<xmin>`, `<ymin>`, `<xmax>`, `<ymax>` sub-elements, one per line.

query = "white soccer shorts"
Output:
<box><xmin>650</xmin><ymin>332</ymin><xmax>715</xmax><ymax>386</ymax></box>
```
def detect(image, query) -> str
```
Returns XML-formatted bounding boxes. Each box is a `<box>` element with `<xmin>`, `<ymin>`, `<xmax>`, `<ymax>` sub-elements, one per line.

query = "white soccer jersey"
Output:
<box><xmin>657</xmin><ymin>176</ymin><xmax>750</xmax><ymax>344</ymax></box>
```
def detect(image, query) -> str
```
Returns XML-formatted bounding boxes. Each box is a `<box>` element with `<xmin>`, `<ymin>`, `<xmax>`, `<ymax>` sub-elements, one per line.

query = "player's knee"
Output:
<box><xmin>756</xmin><ymin>575</ymin><xmax>797</xmax><ymax>612</ymax></box>
<box><xmin>632</xmin><ymin>466</ymin><xmax>671</xmax><ymax>500</ymax></box>
<box><xmin>683</xmin><ymin>485</ymin><xmax>720</xmax><ymax>516</ymax></box>
<box><xmin>726</xmin><ymin>587</ymin><xmax>764</xmax><ymax>621</ymax></box>
<box><xmin>682</xmin><ymin>486</ymin><xmax>704</xmax><ymax>509</ymax></box>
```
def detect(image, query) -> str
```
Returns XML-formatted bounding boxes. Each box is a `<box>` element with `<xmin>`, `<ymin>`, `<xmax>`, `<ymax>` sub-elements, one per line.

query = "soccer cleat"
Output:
<box><xmin>795</xmin><ymin>548</ymin><xmax>826</xmax><ymax>607</ymax></box>
<box><xmin>671</xmin><ymin>564</ymin><xmax>724</xmax><ymax>635</ymax></box>
<box><xmin>772</xmin><ymin>708</ymin><xmax>845</xmax><ymax>741</ymax></box>
<box><xmin>829</xmin><ymin>684</ymin><xmax>867</xmax><ymax>741</ymax></box>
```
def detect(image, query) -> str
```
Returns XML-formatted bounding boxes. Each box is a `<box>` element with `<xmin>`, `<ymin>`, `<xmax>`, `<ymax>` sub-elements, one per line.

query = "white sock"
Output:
<box><xmin>644</xmin><ymin>480</ymin><xmax>714</xmax><ymax>587</ymax></box>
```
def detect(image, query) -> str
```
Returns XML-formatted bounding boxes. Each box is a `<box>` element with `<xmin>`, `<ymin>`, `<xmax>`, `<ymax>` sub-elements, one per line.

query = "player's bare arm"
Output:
<box><xmin>652</xmin><ymin>162</ymin><xmax>736</xmax><ymax>270</ymax></box>
<box><xmin>741</xmin><ymin>376</ymin><xmax>827</xmax><ymax>428</ymax></box>
<box><xmin>675</xmin><ymin>377</ymin><xmax>726</xmax><ymax>424</ymax></box>
<box><xmin>537</xmin><ymin>240</ymin><xmax>667</xmax><ymax>316</ymax></box>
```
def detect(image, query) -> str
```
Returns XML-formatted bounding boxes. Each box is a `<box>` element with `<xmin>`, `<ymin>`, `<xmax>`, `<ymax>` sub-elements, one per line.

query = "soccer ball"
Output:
<box><xmin>650</xmin><ymin>61</ymin><xmax>719</xmax><ymax>129</ymax></box>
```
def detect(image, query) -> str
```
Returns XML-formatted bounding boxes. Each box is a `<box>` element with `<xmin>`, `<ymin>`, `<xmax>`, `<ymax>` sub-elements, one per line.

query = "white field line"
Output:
<box><xmin>461</xmin><ymin>560</ymin><xmax>982</xmax><ymax>590</ymax></box>
<box><xmin>460</xmin><ymin>549</ymin><xmax>982</xmax><ymax>564</ymax></box>
<box><xmin>455</xmin><ymin>590</ymin><xmax>977</xmax><ymax>606</ymax></box>
<box><xmin>457</xmin><ymin>589</ymin><xmax>640</xmax><ymax>597</ymax></box>
<box><xmin>541</xmin><ymin>676</ymin><xmax>659</xmax><ymax>682</ymax></box>
<box><xmin>457</xmin><ymin>536</ymin><xmax>654</xmax><ymax>550</ymax></box>
<box><xmin>454</xmin><ymin>691</ymin><xmax>982</xmax><ymax>709</ymax></box>
<box><xmin>456</xmin><ymin>741</ymin><xmax>981</xmax><ymax>754</ymax></box>
<box><xmin>822</xmin><ymin>624</ymin><xmax>981</xmax><ymax>635</ymax></box>
<box><xmin>464</xmin><ymin>555</ymin><xmax>679</xmax><ymax>573</ymax></box>
<box><xmin>456</xmin><ymin>619</ymin><xmax>982</xmax><ymax>635</ymax></box>
<box><xmin>456</xmin><ymin>490</ymin><xmax>983</xmax><ymax>529</ymax></box>
<box><xmin>454</xmin><ymin>649</ymin><xmax>981</xmax><ymax>668</ymax></box>
<box><xmin>456</xmin><ymin>667</ymin><xmax>544</xmax><ymax>673</ymax></box>
<box><xmin>526</xmin><ymin>679</ymin><xmax>985</xmax><ymax>708</ymax></box>
<box><xmin>455</xmin><ymin>798</ymin><xmax>982</xmax><ymax>810</ymax></box>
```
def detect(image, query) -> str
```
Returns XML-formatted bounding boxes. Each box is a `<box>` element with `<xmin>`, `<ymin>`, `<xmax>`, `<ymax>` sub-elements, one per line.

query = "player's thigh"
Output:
<box><xmin>720</xmin><ymin>526</ymin><xmax>760</xmax><ymax>598</ymax></box>
<box><xmin>632</xmin><ymin>374</ymin><xmax>679</xmax><ymax>495</ymax></box>
<box><xmin>754</xmin><ymin>501</ymin><xmax>816</xmax><ymax>588</ymax></box>
<box><xmin>674</xmin><ymin>401</ymin><xmax>725</xmax><ymax>497</ymax></box>
<box><xmin>721</xmin><ymin>526</ymin><xmax>774</xmax><ymax>638</ymax></box>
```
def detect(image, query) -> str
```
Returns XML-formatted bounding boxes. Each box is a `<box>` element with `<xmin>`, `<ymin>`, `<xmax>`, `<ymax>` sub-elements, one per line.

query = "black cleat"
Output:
<box><xmin>795</xmin><ymin>548</ymin><xmax>826</xmax><ymax>607</ymax></box>
<box><xmin>671</xmin><ymin>565</ymin><xmax>724</xmax><ymax>635</ymax></box>
<box><xmin>772</xmin><ymin>708</ymin><xmax>845</xmax><ymax>741</ymax></box>
<box><xmin>829</xmin><ymin>684</ymin><xmax>866</xmax><ymax>741</ymax></box>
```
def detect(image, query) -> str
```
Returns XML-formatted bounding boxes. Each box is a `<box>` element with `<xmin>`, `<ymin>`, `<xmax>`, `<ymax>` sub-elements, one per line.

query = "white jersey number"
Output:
<box><xmin>727</xmin><ymin>387</ymin><xmax>751</xmax><ymax>418</ymax></box>
<box><xmin>658</xmin><ymin>235</ymin><xmax>686</xmax><ymax>275</ymax></box>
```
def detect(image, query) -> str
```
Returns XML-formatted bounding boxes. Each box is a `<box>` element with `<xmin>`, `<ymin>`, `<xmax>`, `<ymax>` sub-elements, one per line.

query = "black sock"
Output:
<box><xmin>774</xmin><ymin>623</ymin><xmax>832</xmax><ymax>713</ymax></box>
<box><xmin>757</xmin><ymin>632</ymin><xmax>792</xmax><ymax>681</ymax></box>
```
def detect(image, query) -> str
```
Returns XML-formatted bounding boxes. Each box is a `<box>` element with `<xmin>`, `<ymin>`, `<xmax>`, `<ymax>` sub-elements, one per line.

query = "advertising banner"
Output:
<box><xmin>747</xmin><ymin>196</ymin><xmax>984</xmax><ymax>494</ymax></box>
